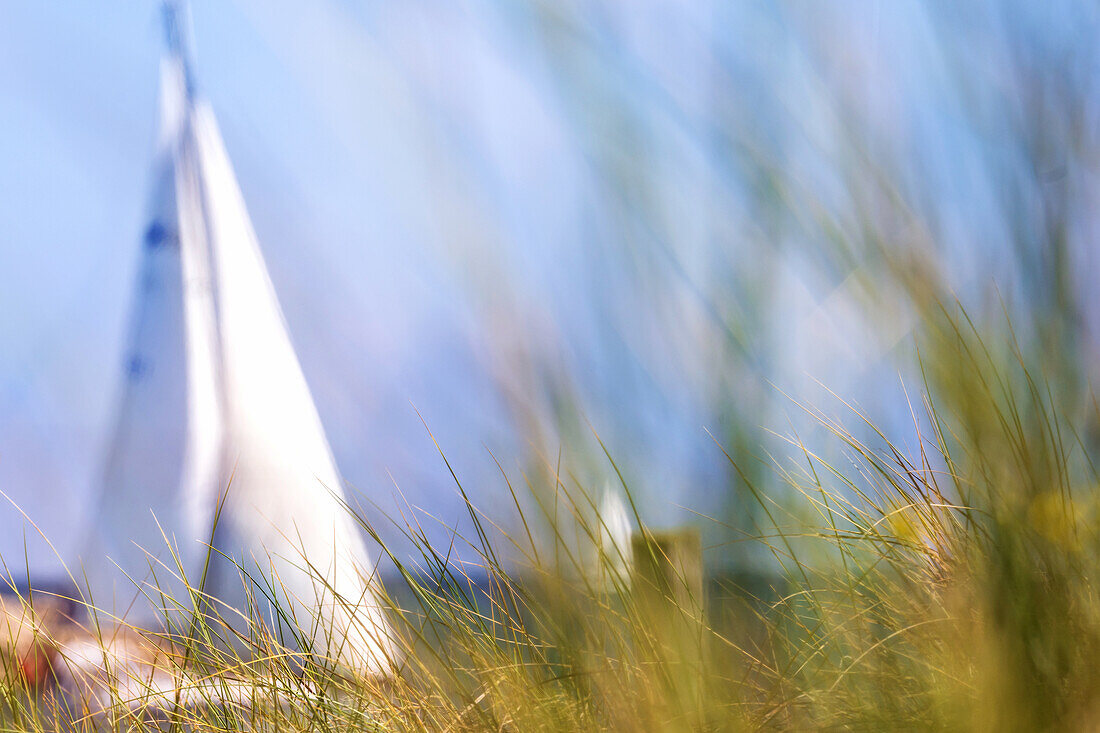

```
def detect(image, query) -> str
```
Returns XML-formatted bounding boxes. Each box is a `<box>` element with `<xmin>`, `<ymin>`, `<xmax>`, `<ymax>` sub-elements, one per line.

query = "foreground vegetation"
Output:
<box><xmin>1</xmin><ymin>296</ymin><xmax>1097</xmax><ymax>732</ymax></box>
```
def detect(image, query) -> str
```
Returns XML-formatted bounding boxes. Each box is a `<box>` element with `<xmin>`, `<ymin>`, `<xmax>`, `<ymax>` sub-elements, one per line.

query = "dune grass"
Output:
<box><xmin>2</xmin><ymin>297</ymin><xmax>1099</xmax><ymax>732</ymax></box>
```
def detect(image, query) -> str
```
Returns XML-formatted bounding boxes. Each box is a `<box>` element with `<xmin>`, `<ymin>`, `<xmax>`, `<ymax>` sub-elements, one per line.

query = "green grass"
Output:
<box><xmin>5</xmin><ymin>299</ymin><xmax>1100</xmax><ymax>732</ymax></box>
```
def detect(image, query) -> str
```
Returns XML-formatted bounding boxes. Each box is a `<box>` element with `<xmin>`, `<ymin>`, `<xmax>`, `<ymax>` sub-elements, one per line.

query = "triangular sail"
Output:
<box><xmin>82</xmin><ymin>4</ymin><xmax>394</xmax><ymax>674</ymax></box>
<box><xmin>191</xmin><ymin>101</ymin><xmax>394</xmax><ymax>671</ymax></box>
<box><xmin>82</xmin><ymin>56</ymin><xmax>223</xmax><ymax>617</ymax></box>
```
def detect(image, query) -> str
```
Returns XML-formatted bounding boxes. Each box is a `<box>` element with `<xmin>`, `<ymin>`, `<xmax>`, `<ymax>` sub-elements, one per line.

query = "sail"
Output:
<box><xmin>82</xmin><ymin>3</ymin><xmax>395</xmax><ymax>675</ymax></box>
<box><xmin>82</xmin><ymin>56</ymin><xmax>223</xmax><ymax>618</ymax></box>
<box><xmin>191</xmin><ymin>102</ymin><xmax>395</xmax><ymax>672</ymax></box>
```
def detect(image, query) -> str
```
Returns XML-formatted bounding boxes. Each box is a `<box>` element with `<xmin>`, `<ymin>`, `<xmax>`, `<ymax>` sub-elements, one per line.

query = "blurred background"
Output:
<box><xmin>1</xmin><ymin>1</ymin><xmax>1098</xmax><ymax>577</ymax></box>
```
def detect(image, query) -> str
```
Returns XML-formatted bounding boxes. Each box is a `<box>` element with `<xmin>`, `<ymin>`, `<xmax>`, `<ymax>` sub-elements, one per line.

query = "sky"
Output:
<box><xmin>2</xmin><ymin>1</ymin><xmax>1098</xmax><ymax>577</ymax></box>
<box><xmin>0</xmin><ymin>1</ymin><xmax>517</xmax><ymax>572</ymax></box>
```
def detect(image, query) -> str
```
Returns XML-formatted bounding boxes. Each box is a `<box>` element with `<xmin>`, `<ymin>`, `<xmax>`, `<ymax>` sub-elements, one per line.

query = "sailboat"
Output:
<box><xmin>79</xmin><ymin>1</ymin><xmax>395</xmax><ymax>675</ymax></box>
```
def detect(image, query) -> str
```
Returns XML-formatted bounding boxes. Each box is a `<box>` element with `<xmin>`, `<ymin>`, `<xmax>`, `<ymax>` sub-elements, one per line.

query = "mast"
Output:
<box><xmin>162</xmin><ymin>0</ymin><xmax>197</xmax><ymax>97</ymax></box>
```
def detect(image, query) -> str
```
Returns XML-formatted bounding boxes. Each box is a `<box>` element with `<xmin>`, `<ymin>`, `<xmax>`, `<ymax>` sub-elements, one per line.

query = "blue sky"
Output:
<box><xmin>0</xmin><ymin>1</ymin><xmax>516</xmax><ymax>571</ymax></box>
<box><xmin>2</xmin><ymin>1</ymin><xmax>1098</xmax><ymax>576</ymax></box>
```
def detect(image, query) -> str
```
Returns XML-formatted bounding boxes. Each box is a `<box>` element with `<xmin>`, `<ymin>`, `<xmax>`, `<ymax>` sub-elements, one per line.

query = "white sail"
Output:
<box><xmin>83</xmin><ymin>57</ymin><xmax>223</xmax><ymax>618</ymax></box>
<box><xmin>82</xmin><ymin>3</ymin><xmax>394</xmax><ymax>675</ymax></box>
<box><xmin>191</xmin><ymin>101</ymin><xmax>395</xmax><ymax>672</ymax></box>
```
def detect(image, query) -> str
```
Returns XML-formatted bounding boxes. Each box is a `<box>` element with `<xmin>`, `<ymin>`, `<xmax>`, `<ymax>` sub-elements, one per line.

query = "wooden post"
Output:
<box><xmin>631</xmin><ymin>528</ymin><xmax>705</xmax><ymax>719</ymax></box>
<box><xmin>631</xmin><ymin>529</ymin><xmax>704</xmax><ymax>616</ymax></box>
